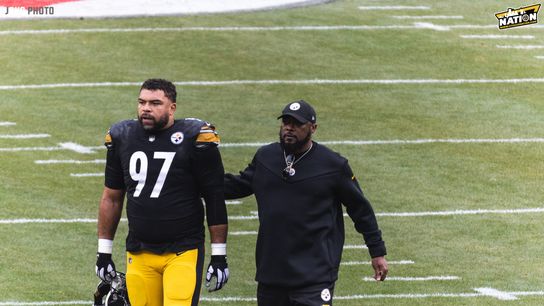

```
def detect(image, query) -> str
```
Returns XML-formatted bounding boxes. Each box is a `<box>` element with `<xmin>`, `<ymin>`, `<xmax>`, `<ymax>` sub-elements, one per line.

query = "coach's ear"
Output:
<box><xmin>311</xmin><ymin>123</ymin><xmax>317</xmax><ymax>134</ymax></box>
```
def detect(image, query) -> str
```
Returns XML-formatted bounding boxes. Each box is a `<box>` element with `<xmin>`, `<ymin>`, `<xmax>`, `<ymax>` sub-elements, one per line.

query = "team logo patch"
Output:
<box><xmin>321</xmin><ymin>288</ymin><xmax>331</xmax><ymax>302</ymax></box>
<box><xmin>289</xmin><ymin>102</ymin><xmax>301</xmax><ymax>111</ymax></box>
<box><xmin>171</xmin><ymin>132</ymin><xmax>184</xmax><ymax>145</ymax></box>
<box><xmin>149</xmin><ymin>135</ymin><xmax>156</xmax><ymax>142</ymax></box>
<box><xmin>104</xmin><ymin>130</ymin><xmax>114</xmax><ymax>149</ymax></box>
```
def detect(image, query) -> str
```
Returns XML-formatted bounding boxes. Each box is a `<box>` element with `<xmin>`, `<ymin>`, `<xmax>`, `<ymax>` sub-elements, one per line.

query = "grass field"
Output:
<box><xmin>1</xmin><ymin>0</ymin><xmax>544</xmax><ymax>305</ymax></box>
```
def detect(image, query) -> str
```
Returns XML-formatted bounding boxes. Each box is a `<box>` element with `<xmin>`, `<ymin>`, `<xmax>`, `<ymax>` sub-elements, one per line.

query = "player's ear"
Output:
<box><xmin>170</xmin><ymin>102</ymin><xmax>177</xmax><ymax>113</ymax></box>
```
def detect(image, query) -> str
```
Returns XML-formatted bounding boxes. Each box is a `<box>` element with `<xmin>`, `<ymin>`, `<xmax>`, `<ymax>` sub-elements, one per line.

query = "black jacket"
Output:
<box><xmin>225</xmin><ymin>141</ymin><xmax>386</xmax><ymax>286</ymax></box>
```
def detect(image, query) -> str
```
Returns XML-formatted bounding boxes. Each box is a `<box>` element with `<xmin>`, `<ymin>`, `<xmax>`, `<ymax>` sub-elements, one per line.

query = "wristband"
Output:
<box><xmin>211</xmin><ymin>243</ymin><xmax>227</xmax><ymax>256</ymax></box>
<box><xmin>98</xmin><ymin>239</ymin><xmax>113</xmax><ymax>254</ymax></box>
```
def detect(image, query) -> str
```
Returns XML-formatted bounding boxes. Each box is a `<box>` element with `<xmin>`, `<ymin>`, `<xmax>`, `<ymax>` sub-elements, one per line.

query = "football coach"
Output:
<box><xmin>224</xmin><ymin>99</ymin><xmax>388</xmax><ymax>306</ymax></box>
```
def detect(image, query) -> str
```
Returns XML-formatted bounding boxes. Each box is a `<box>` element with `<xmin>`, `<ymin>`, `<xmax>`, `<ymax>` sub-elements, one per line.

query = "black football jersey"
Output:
<box><xmin>104</xmin><ymin>118</ymin><xmax>227</xmax><ymax>253</ymax></box>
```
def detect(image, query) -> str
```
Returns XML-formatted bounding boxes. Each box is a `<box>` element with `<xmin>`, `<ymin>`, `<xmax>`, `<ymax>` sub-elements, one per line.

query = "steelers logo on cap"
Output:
<box><xmin>289</xmin><ymin>102</ymin><xmax>301</xmax><ymax>111</ymax></box>
<box><xmin>171</xmin><ymin>132</ymin><xmax>184</xmax><ymax>145</ymax></box>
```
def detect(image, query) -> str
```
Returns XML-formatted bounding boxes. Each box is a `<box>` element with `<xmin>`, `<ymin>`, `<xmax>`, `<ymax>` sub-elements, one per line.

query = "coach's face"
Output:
<box><xmin>138</xmin><ymin>89</ymin><xmax>176</xmax><ymax>131</ymax></box>
<box><xmin>279</xmin><ymin>116</ymin><xmax>317</xmax><ymax>154</ymax></box>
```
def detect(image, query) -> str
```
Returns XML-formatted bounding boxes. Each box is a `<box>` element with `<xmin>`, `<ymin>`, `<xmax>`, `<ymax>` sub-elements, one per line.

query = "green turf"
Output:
<box><xmin>1</xmin><ymin>0</ymin><xmax>544</xmax><ymax>304</ymax></box>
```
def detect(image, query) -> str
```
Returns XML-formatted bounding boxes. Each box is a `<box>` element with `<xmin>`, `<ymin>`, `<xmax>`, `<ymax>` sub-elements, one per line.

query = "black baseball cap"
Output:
<box><xmin>277</xmin><ymin>100</ymin><xmax>317</xmax><ymax>124</ymax></box>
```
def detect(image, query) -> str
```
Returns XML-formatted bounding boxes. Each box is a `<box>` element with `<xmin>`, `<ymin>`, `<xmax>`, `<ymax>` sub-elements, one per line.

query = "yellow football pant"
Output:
<box><xmin>126</xmin><ymin>247</ymin><xmax>204</xmax><ymax>306</ymax></box>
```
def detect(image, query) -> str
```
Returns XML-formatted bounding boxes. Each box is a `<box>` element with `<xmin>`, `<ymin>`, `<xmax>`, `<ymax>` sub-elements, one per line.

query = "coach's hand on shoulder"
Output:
<box><xmin>206</xmin><ymin>255</ymin><xmax>229</xmax><ymax>292</ymax></box>
<box><xmin>95</xmin><ymin>252</ymin><xmax>117</xmax><ymax>283</ymax></box>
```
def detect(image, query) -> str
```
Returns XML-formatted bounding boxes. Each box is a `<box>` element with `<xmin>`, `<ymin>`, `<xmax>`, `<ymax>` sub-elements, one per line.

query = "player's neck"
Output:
<box><xmin>160</xmin><ymin>118</ymin><xmax>175</xmax><ymax>131</ymax></box>
<box><xmin>294</xmin><ymin>140</ymin><xmax>313</xmax><ymax>155</ymax></box>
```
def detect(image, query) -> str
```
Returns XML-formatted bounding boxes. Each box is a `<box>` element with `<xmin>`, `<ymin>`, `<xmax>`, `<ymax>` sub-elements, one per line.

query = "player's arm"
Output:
<box><xmin>224</xmin><ymin>157</ymin><xmax>256</xmax><ymax>199</ymax></box>
<box><xmin>96</xmin><ymin>128</ymin><xmax>126</xmax><ymax>282</ymax></box>
<box><xmin>193</xmin><ymin>124</ymin><xmax>228</xmax><ymax>230</ymax></box>
<box><xmin>96</xmin><ymin>187</ymin><xmax>125</xmax><ymax>282</ymax></box>
<box><xmin>98</xmin><ymin>187</ymin><xmax>125</xmax><ymax>240</ymax></box>
<box><xmin>192</xmin><ymin>123</ymin><xmax>230</xmax><ymax>292</ymax></box>
<box><xmin>336</xmin><ymin>161</ymin><xmax>388</xmax><ymax>281</ymax></box>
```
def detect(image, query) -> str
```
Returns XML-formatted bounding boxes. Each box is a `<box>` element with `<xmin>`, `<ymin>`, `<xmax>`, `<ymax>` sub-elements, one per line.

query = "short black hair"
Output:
<box><xmin>140</xmin><ymin>78</ymin><xmax>177</xmax><ymax>103</ymax></box>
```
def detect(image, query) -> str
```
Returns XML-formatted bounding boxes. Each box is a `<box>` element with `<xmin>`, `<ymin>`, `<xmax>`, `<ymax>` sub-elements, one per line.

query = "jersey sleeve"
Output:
<box><xmin>195</xmin><ymin>122</ymin><xmax>220</xmax><ymax>149</ymax></box>
<box><xmin>103</xmin><ymin>128</ymin><xmax>126</xmax><ymax>190</ymax></box>
<box><xmin>336</xmin><ymin>161</ymin><xmax>386</xmax><ymax>258</ymax></box>
<box><xmin>192</xmin><ymin>123</ymin><xmax>227</xmax><ymax>226</ymax></box>
<box><xmin>224</xmin><ymin>156</ymin><xmax>256</xmax><ymax>199</ymax></box>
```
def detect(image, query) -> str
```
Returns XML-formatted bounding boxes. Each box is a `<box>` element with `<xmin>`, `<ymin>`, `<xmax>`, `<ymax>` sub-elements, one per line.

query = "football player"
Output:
<box><xmin>96</xmin><ymin>79</ymin><xmax>229</xmax><ymax>306</ymax></box>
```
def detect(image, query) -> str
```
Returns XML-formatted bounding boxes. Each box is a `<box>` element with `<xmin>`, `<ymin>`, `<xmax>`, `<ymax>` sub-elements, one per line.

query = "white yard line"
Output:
<box><xmin>70</xmin><ymin>173</ymin><xmax>103</xmax><ymax>177</ymax></box>
<box><xmin>0</xmin><ymin>25</ymin><xmax>428</xmax><ymax>35</ymax></box>
<box><xmin>318</xmin><ymin>138</ymin><xmax>544</xmax><ymax>145</ymax></box>
<box><xmin>226</xmin><ymin>200</ymin><xmax>243</xmax><ymax>205</ymax></box>
<box><xmin>58</xmin><ymin>142</ymin><xmax>95</xmax><ymax>153</ymax></box>
<box><xmin>496</xmin><ymin>45</ymin><xmax>544</xmax><ymax>49</ymax></box>
<box><xmin>359</xmin><ymin>6</ymin><xmax>431</xmax><ymax>10</ymax></box>
<box><xmin>333</xmin><ymin>288</ymin><xmax>544</xmax><ymax>300</ymax></box>
<box><xmin>344</xmin><ymin>245</ymin><xmax>368</xmax><ymax>249</ymax></box>
<box><xmin>5</xmin><ymin>208</ymin><xmax>542</xmax><ymax>224</ymax></box>
<box><xmin>230</xmin><ymin>231</ymin><xmax>258</xmax><ymax>235</ymax></box>
<box><xmin>234</xmin><ymin>207</ymin><xmax>544</xmax><ymax>220</ymax></box>
<box><xmin>363</xmin><ymin>276</ymin><xmax>460</xmax><ymax>281</ymax></box>
<box><xmin>5</xmin><ymin>288</ymin><xmax>544</xmax><ymax>303</ymax></box>
<box><xmin>0</xmin><ymin>218</ymin><xmax>95</xmax><ymax>224</ymax></box>
<box><xmin>375</xmin><ymin>207</ymin><xmax>544</xmax><ymax>217</ymax></box>
<box><xmin>220</xmin><ymin>142</ymin><xmax>274</xmax><ymax>147</ymax></box>
<box><xmin>229</xmin><ymin>232</ymin><xmax>406</xmax><ymax>239</ymax></box>
<box><xmin>220</xmin><ymin>138</ymin><xmax>544</xmax><ymax>147</ymax></box>
<box><xmin>0</xmin><ymin>218</ymin><xmax>127</xmax><ymax>224</ymax></box>
<box><xmin>334</xmin><ymin>293</ymin><xmax>481</xmax><ymax>300</ymax></box>
<box><xmin>35</xmin><ymin>159</ymin><xmax>106</xmax><ymax>164</ymax></box>
<box><xmin>535</xmin><ymin>56</ymin><xmax>544</xmax><ymax>59</ymax></box>
<box><xmin>412</xmin><ymin>22</ymin><xmax>450</xmax><ymax>31</ymax></box>
<box><xmin>342</xmin><ymin>260</ymin><xmax>414</xmax><ymax>265</ymax></box>
<box><xmin>0</xmin><ymin>146</ymin><xmax>63</xmax><ymax>152</ymax></box>
<box><xmin>474</xmin><ymin>288</ymin><xmax>518</xmax><ymax>301</ymax></box>
<box><xmin>393</xmin><ymin>15</ymin><xmax>463</xmax><ymax>19</ymax></box>
<box><xmin>229</xmin><ymin>215</ymin><xmax>259</xmax><ymax>220</ymax></box>
<box><xmin>3</xmin><ymin>78</ymin><xmax>544</xmax><ymax>91</ymax></box>
<box><xmin>0</xmin><ymin>134</ymin><xmax>49</xmax><ymax>139</ymax></box>
<box><xmin>0</xmin><ymin>23</ymin><xmax>539</xmax><ymax>36</ymax></box>
<box><xmin>461</xmin><ymin>34</ymin><xmax>534</xmax><ymax>39</ymax></box>
<box><xmin>0</xmin><ymin>121</ymin><xmax>16</xmax><ymax>126</ymax></box>
<box><xmin>450</xmin><ymin>25</ymin><xmax>514</xmax><ymax>29</ymax></box>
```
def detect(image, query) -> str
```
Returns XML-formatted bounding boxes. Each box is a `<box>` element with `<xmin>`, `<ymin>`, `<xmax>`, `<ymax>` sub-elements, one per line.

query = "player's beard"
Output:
<box><xmin>279</xmin><ymin>130</ymin><xmax>312</xmax><ymax>154</ymax></box>
<box><xmin>139</xmin><ymin>112</ymin><xmax>169</xmax><ymax>132</ymax></box>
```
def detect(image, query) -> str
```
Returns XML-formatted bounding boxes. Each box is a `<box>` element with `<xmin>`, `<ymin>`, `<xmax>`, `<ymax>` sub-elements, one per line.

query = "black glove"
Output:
<box><xmin>95</xmin><ymin>252</ymin><xmax>116</xmax><ymax>283</ymax></box>
<box><xmin>206</xmin><ymin>255</ymin><xmax>229</xmax><ymax>292</ymax></box>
